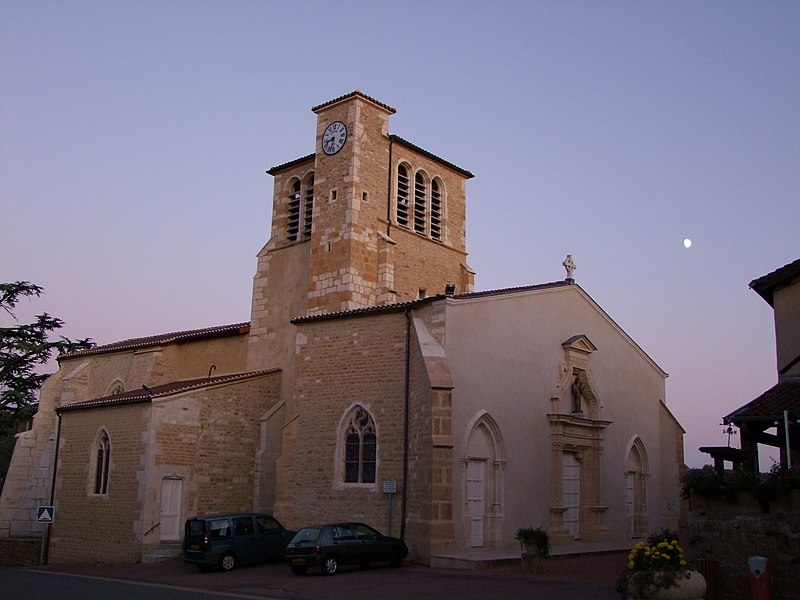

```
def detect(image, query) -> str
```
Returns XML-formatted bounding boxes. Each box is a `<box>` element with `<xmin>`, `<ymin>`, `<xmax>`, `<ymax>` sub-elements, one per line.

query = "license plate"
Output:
<box><xmin>190</xmin><ymin>544</ymin><xmax>200</xmax><ymax>550</ymax></box>
<box><xmin>291</xmin><ymin>558</ymin><xmax>305</xmax><ymax>564</ymax></box>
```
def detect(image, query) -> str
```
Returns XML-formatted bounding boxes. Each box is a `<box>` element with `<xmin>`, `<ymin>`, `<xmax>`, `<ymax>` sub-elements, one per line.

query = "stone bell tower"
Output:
<box><xmin>248</xmin><ymin>91</ymin><xmax>475</xmax><ymax>371</ymax></box>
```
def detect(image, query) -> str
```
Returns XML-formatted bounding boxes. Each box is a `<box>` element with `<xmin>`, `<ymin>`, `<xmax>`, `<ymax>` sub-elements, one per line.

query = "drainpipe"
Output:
<box><xmin>43</xmin><ymin>411</ymin><xmax>62</xmax><ymax>565</ymax></box>
<box><xmin>785</xmin><ymin>410</ymin><xmax>792</xmax><ymax>469</ymax></box>
<box><xmin>400</xmin><ymin>308</ymin><xmax>411</xmax><ymax>541</ymax></box>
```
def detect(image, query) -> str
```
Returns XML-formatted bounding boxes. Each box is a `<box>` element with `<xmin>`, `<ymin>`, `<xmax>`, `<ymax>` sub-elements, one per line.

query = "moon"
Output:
<box><xmin>683</xmin><ymin>238</ymin><xmax>692</xmax><ymax>249</ymax></box>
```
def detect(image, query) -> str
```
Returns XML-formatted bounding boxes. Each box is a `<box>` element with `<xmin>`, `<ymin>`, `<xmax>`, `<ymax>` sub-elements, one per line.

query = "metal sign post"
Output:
<box><xmin>383</xmin><ymin>481</ymin><xmax>396</xmax><ymax>536</ymax></box>
<box><xmin>37</xmin><ymin>506</ymin><xmax>55</xmax><ymax>565</ymax></box>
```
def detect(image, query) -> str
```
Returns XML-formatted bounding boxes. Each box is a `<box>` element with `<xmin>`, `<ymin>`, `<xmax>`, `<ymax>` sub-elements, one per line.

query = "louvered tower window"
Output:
<box><xmin>303</xmin><ymin>174</ymin><xmax>314</xmax><ymax>239</ymax></box>
<box><xmin>430</xmin><ymin>178</ymin><xmax>442</xmax><ymax>241</ymax></box>
<box><xmin>287</xmin><ymin>179</ymin><xmax>301</xmax><ymax>241</ymax></box>
<box><xmin>414</xmin><ymin>171</ymin><xmax>427</xmax><ymax>234</ymax></box>
<box><xmin>396</xmin><ymin>165</ymin><xmax>410</xmax><ymax>228</ymax></box>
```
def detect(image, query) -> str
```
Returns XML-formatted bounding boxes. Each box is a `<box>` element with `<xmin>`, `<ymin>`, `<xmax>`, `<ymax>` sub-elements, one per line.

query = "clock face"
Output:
<box><xmin>322</xmin><ymin>121</ymin><xmax>347</xmax><ymax>155</ymax></box>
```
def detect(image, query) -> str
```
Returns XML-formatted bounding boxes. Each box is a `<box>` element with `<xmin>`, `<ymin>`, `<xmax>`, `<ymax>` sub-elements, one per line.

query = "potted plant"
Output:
<box><xmin>617</xmin><ymin>536</ymin><xmax>706</xmax><ymax>599</ymax></box>
<box><xmin>514</xmin><ymin>526</ymin><xmax>549</xmax><ymax>572</ymax></box>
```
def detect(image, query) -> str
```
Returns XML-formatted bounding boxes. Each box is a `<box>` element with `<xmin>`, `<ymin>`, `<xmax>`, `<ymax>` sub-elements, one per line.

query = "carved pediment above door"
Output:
<box><xmin>561</xmin><ymin>334</ymin><xmax>597</xmax><ymax>360</ymax></box>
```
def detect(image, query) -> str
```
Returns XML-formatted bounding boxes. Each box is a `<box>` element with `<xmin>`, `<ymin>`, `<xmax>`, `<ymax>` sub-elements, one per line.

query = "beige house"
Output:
<box><xmin>0</xmin><ymin>91</ymin><xmax>685</xmax><ymax>565</ymax></box>
<box><xmin>701</xmin><ymin>258</ymin><xmax>800</xmax><ymax>472</ymax></box>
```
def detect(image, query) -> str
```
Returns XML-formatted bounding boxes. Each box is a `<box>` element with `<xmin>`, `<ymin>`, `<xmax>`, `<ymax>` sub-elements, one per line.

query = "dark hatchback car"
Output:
<box><xmin>285</xmin><ymin>522</ymin><xmax>408</xmax><ymax>575</ymax></box>
<box><xmin>183</xmin><ymin>512</ymin><xmax>294</xmax><ymax>571</ymax></box>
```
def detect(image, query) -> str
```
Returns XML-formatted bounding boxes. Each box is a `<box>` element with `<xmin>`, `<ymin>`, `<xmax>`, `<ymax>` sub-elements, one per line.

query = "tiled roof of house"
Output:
<box><xmin>59</xmin><ymin>322</ymin><xmax>250</xmax><ymax>360</ymax></box>
<box><xmin>56</xmin><ymin>369</ymin><xmax>279</xmax><ymax>413</ymax></box>
<box><xmin>724</xmin><ymin>377</ymin><xmax>800</xmax><ymax>423</ymax></box>
<box><xmin>749</xmin><ymin>257</ymin><xmax>800</xmax><ymax>307</ymax></box>
<box><xmin>292</xmin><ymin>281</ymin><xmax>573</xmax><ymax>324</ymax></box>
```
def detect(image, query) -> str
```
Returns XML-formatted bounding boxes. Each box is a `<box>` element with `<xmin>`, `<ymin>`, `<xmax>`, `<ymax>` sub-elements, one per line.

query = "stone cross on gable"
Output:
<box><xmin>563</xmin><ymin>254</ymin><xmax>576</xmax><ymax>282</ymax></box>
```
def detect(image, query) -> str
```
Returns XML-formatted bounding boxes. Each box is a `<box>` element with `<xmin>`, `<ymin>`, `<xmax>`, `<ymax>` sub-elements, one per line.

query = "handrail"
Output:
<box><xmin>144</xmin><ymin>522</ymin><xmax>160</xmax><ymax>536</ymax></box>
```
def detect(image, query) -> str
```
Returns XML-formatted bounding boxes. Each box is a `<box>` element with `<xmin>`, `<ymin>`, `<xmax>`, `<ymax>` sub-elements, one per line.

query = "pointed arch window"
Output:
<box><xmin>303</xmin><ymin>173</ymin><xmax>314</xmax><ymax>239</ymax></box>
<box><xmin>287</xmin><ymin>174</ymin><xmax>314</xmax><ymax>242</ymax></box>
<box><xmin>413</xmin><ymin>171</ymin><xmax>427</xmax><ymax>234</ymax></box>
<box><xmin>430</xmin><ymin>178</ymin><xmax>443</xmax><ymax>241</ymax></box>
<box><xmin>287</xmin><ymin>179</ymin><xmax>301</xmax><ymax>241</ymax></box>
<box><xmin>344</xmin><ymin>406</ymin><xmax>377</xmax><ymax>483</ymax></box>
<box><xmin>396</xmin><ymin>164</ymin><xmax>410</xmax><ymax>228</ymax></box>
<box><xmin>93</xmin><ymin>430</ymin><xmax>111</xmax><ymax>495</ymax></box>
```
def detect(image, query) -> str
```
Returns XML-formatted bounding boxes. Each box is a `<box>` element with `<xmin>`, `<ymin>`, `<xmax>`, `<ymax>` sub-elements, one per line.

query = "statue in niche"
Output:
<box><xmin>570</xmin><ymin>375</ymin><xmax>585</xmax><ymax>414</ymax></box>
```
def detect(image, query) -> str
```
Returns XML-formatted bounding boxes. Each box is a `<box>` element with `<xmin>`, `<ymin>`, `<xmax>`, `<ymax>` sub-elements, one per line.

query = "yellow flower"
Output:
<box><xmin>680</xmin><ymin>560</ymin><xmax>687</xmax><ymax>566</ymax></box>
<box><xmin>628</xmin><ymin>560</ymin><xmax>635</xmax><ymax>570</ymax></box>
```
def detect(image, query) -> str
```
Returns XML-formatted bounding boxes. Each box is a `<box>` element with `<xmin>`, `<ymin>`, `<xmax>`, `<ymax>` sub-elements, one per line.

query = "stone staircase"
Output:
<box><xmin>142</xmin><ymin>542</ymin><xmax>182</xmax><ymax>563</ymax></box>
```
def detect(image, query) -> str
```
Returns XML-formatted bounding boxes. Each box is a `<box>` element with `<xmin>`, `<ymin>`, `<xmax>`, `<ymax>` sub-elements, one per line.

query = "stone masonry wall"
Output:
<box><xmin>278</xmin><ymin>311</ymin><xmax>408</xmax><ymax>536</ymax></box>
<box><xmin>681</xmin><ymin>495</ymin><xmax>800</xmax><ymax>600</ymax></box>
<box><xmin>49</xmin><ymin>403</ymin><xmax>148</xmax><ymax>564</ymax></box>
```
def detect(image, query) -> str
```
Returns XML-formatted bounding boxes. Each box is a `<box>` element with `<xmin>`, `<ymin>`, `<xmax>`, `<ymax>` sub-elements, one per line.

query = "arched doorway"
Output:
<box><xmin>625</xmin><ymin>438</ymin><xmax>649</xmax><ymax>538</ymax></box>
<box><xmin>463</xmin><ymin>411</ymin><xmax>506</xmax><ymax>548</ymax></box>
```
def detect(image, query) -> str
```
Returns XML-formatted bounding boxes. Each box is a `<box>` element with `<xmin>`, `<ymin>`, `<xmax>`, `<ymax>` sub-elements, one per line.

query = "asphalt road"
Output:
<box><xmin>2</xmin><ymin>552</ymin><xmax>627</xmax><ymax>600</ymax></box>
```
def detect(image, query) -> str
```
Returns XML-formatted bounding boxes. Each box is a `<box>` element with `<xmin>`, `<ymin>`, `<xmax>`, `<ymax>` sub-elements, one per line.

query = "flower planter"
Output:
<box><xmin>628</xmin><ymin>570</ymin><xmax>707</xmax><ymax>600</ymax></box>
<box><xmin>521</xmin><ymin>542</ymin><xmax>546</xmax><ymax>572</ymax></box>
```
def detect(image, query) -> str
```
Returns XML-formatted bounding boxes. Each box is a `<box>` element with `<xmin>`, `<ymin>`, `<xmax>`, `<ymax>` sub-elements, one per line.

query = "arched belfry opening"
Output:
<box><xmin>548</xmin><ymin>335</ymin><xmax>612</xmax><ymax>544</ymax></box>
<box><xmin>462</xmin><ymin>411</ymin><xmax>506</xmax><ymax>549</ymax></box>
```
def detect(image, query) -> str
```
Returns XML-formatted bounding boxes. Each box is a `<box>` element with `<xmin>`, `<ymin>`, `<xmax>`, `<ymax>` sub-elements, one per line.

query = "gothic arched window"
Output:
<box><xmin>344</xmin><ymin>406</ymin><xmax>376</xmax><ymax>484</ymax></box>
<box><xmin>93</xmin><ymin>430</ymin><xmax>111</xmax><ymax>495</ymax></box>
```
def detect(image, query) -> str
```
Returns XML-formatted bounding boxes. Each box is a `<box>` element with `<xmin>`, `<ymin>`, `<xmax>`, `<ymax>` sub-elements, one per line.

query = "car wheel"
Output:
<box><xmin>322</xmin><ymin>554</ymin><xmax>338</xmax><ymax>575</ymax></box>
<box><xmin>291</xmin><ymin>566</ymin><xmax>308</xmax><ymax>576</ymax></box>
<box><xmin>220</xmin><ymin>553</ymin><xmax>237</xmax><ymax>571</ymax></box>
<box><xmin>389</xmin><ymin>548</ymin><xmax>403</xmax><ymax>568</ymax></box>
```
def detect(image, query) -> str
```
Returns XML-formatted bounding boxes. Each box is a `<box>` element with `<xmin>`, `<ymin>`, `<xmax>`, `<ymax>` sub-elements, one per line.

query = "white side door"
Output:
<box><xmin>160</xmin><ymin>478</ymin><xmax>183</xmax><ymax>542</ymax></box>
<box><xmin>626</xmin><ymin>472</ymin><xmax>635</xmax><ymax>537</ymax></box>
<box><xmin>466</xmin><ymin>460</ymin><xmax>486</xmax><ymax>547</ymax></box>
<box><xmin>562</xmin><ymin>454</ymin><xmax>580</xmax><ymax>538</ymax></box>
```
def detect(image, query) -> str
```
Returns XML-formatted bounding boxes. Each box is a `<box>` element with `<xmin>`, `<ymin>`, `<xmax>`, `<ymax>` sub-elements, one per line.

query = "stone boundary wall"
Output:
<box><xmin>0</xmin><ymin>537</ymin><xmax>41</xmax><ymax>566</ymax></box>
<box><xmin>681</xmin><ymin>502</ymin><xmax>800</xmax><ymax>600</ymax></box>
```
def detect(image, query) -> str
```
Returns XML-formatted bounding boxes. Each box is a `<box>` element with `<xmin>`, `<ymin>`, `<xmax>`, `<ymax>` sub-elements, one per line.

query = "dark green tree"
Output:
<box><xmin>1</xmin><ymin>281</ymin><xmax>93</xmax><ymax>489</ymax></box>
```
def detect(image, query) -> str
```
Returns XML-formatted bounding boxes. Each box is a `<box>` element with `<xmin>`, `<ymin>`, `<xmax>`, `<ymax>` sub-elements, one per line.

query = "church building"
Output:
<box><xmin>0</xmin><ymin>91</ymin><xmax>685</xmax><ymax>565</ymax></box>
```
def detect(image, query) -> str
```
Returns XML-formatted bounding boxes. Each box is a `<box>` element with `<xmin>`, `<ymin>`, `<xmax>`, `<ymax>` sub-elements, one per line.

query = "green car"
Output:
<box><xmin>183</xmin><ymin>513</ymin><xmax>295</xmax><ymax>571</ymax></box>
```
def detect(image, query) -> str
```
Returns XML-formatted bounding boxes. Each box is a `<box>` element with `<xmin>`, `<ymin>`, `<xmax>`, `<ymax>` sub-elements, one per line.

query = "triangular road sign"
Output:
<box><xmin>37</xmin><ymin>506</ymin><xmax>54</xmax><ymax>523</ymax></box>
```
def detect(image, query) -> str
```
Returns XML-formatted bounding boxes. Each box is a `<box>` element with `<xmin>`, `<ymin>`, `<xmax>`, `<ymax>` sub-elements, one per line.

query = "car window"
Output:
<box><xmin>332</xmin><ymin>525</ymin><xmax>355</xmax><ymax>541</ymax></box>
<box><xmin>209</xmin><ymin>519</ymin><xmax>231</xmax><ymax>539</ymax></box>
<box><xmin>291</xmin><ymin>527</ymin><xmax>321</xmax><ymax>544</ymax></box>
<box><xmin>187</xmin><ymin>520</ymin><xmax>205</xmax><ymax>536</ymax></box>
<box><xmin>256</xmin><ymin>516</ymin><xmax>281</xmax><ymax>534</ymax></box>
<box><xmin>233</xmin><ymin>517</ymin><xmax>254</xmax><ymax>536</ymax></box>
<box><xmin>353</xmin><ymin>524</ymin><xmax>379</xmax><ymax>541</ymax></box>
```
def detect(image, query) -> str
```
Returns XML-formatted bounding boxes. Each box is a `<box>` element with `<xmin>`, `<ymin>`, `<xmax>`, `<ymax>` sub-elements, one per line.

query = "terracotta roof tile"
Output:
<box><xmin>749</xmin><ymin>257</ymin><xmax>800</xmax><ymax>306</ymax></box>
<box><xmin>390</xmin><ymin>135</ymin><xmax>474</xmax><ymax>179</ymax></box>
<box><xmin>292</xmin><ymin>281</ymin><xmax>573</xmax><ymax>324</ymax></box>
<box><xmin>56</xmin><ymin>369</ymin><xmax>279</xmax><ymax>413</ymax></box>
<box><xmin>267</xmin><ymin>153</ymin><xmax>315</xmax><ymax>175</ymax></box>
<box><xmin>59</xmin><ymin>322</ymin><xmax>250</xmax><ymax>360</ymax></box>
<box><xmin>724</xmin><ymin>378</ymin><xmax>800</xmax><ymax>422</ymax></box>
<box><xmin>311</xmin><ymin>90</ymin><xmax>396</xmax><ymax>115</ymax></box>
